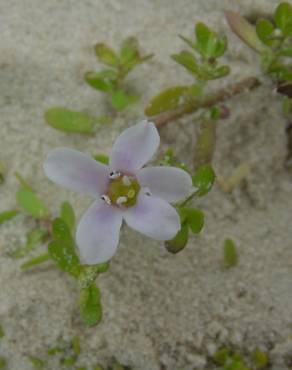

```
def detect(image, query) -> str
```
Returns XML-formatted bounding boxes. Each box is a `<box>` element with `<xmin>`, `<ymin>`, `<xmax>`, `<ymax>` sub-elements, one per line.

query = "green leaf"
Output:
<box><xmin>195</xmin><ymin>22</ymin><xmax>227</xmax><ymax>59</ymax></box>
<box><xmin>224</xmin><ymin>359</ymin><xmax>249</xmax><ymax>370</ymax></box>
<box><xmin>278</xmin><ymin>47</ymin><xmax>292</xmax><ymax>57</ymax></box>
<box><xmin>93</xmin><ymin>153</ymin><xmax>109</xmax><ymax>165</ymax></box>
<box><xmin>60</xmin><ymin>201</ymin><xmax>75</xmax><ymax>231</ymax></box>
<box><xmin>94</xmin><ymin>43</ymin><xmax>119</xmax><ymax>67</ymax></box>
<box><xmin>252</xmin><ymin>349</ymin><xmax>269</xmax><ymax>369</ymax></box>
<box><xmin>21</xmin><ymin>253</ymin><xmax>51</xmax><ymax>270</ymax></box>
<box><xmin>0</xmin><ymin>161</ymin><xmax>5</xmax><ymax>184</ymax></box>
<box><xmin>274</xmin><ymin>2</ymin><xmax>292</xmax><ymax>36</ymax></box>
<box><xmin>180</xmin><ymin>208</ymin><xmax>204</xmax><ymax>234</ymax></box>
<box><xmin>47</xmin><ymin>346</ymin><xmax>64</xmax><ymax>356</ymax></box>
<box><xmin>213</xmin><ymin>347</ymin><xmax>231</xmax><ymax>365</ymax></box>
<box><xmin>119</xmin><ymin>37</ymin><xmax>153</xmax><ymax>74</ymax></box>
<box><xmin>223</xmin><ymin>238</ymin><xmax>238</xmax><ymax>268</ymax></box>
<box><xmin>45</xmin><ymin>107</ymin><xmax>95</xmax><ymax>134</ymax></box>
<box><xmin>48</xmin><ymin>218</ymin><xmax>81</xmax><ymax>277</ymax></box>
<box><xmin>79</xmin><ymin>284</ymin><xmax>102</xmax><ymax>326</ymax></box>
<box><xmin>0</xmin><ymin>210</ymin><xmax>18</xmax><ymax>225</ymax></box>
<box><xmin>192</xmin><ymin>165</ymin><xmax>216</xmax><ymax>196</ymax></box>
<box><xmin>0</xmin><ymin>358</ymin><xmax>6</xmax><ymax>369</ymax></box>
<box><xmin>210</xmin><ymin>65</ymin><xmax>230</xmax><ymax>79</ymax></box>
<box><xmin>256</xmin><ymin>19</ymin><xmax>275</xmax><ymax>46</ymax></box>
<box><xmin>16</xmin><ymin>187</ymin><xmax>48</xmax><ymax>219</ymax></box>
<box><xmin>84</xmin><ymin>70</ymin><xmax>117</xmax><ymax>92</ymax></box>
<box><xmin>110</xmin><ymin>90</ymin><xmax>138</xmax><ymax>110</ymax></box>
<box><xmin>225</xmin><ymin>11</ymin><xmax>266</xmax><ymax>53</ymax></box>
<box><xmin>165</xmin><ymin>223</ymin><xmax>189</xmax><ymax>253</ymax></box>
<box><xmin>283</xmin><ymin>97</ymin><xmax>292</xmax><ymax>115</ymax></box>
<box><xmin>144</xmin><ymin>86</ymin><xmax>190</xmax><ymax>116</ymax></box>
<box><xmin>60</xmin><ymin>357</ymin><xmax>77</xmax><ymax>366</ymax></box>
<box><xmin>0</xmin><ymin>325</ymin><xmax>4</xmax><ymax>338</ymax></box>
<box><xmin>172</xmin><ymin>51</ymin><xmax>229</xmax><ymax>80</ymax></box>
<box><xmin>79</xmin><ymin>263</ymin><xmax>110</xmax><ymax>289</ymax></box>
<box><xmin>120</xmin><ymin>37</ymin><xmax>139</xmax><ymax>65</ymax></box>
<box><xmin>27</xmin><ymin>356</ymin><xmax>45</xmax><ymax>369</ymax></box>
<box><xmin>11</xmin><ymin>228</ymin><xmax>47</xmax><ymax>258</ymax></box>
<box><xmin>71</xmin><ymin>336</ymin><xmax>81</xmax><ymax>356</ymax></box>
<box><xmin>171</xmin><ymin>50</ymin><xmax>200</xmax><ymax>75</ymax></box>
<box><xmin>48</xmin><ymin>239</ymin><xmax>80</xmax><ymax>277</ymax></box>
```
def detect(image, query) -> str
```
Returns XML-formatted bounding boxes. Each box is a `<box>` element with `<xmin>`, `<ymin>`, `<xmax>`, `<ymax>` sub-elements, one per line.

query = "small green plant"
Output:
<box><xmin>223</xmin><ymin>238</ymin><xmax>238</xmax><ymax>269</ymax></box>
<box><xmin>26</xmin><ymin>336</ymin><xmax>131</xmax><ymax>370</ymax></box>
<box><xmin>1</xmin><ymin>173</ymin><xmax>107</xmax><ymax>327</ymax></box>
<box><xmin>212</xmin><ymin>347</ymin><xmax>269</xmax><ymax>370</ymax></box>
<box><xmin>165</xmin><ymin>162</ymin><xmax>215</xmax><ymax>253</ymax></box>
<box><xmin>85</xmin><ymin>37</ymin><xmax>153</xmax><ymax>111</ymax></box>
<box><xmin>144</xmin><ymin>22</ymin><xmax>253</xmax><ymax>189</ymax></box>
<box><xmin>145</xmin><ymin>22</ymin><xmax>230</xmax><ymax>120</ymax></box>
<box><xmin>45</xmin><ymin>37</ymin><xmax>153</xmax><ymax>134</ymax></box>
<box><xmin>1</xmin><ymin>121</ymin><xmax>215</xmax><ymax>327</ymax></box>
<box><xmin>0</xmin><ymin>161</ymin><xmax>5</xmax><ymax>184</ymax></box>
<box><xmin>226</xmin><ymin>2</ymin><xmax>292</xmax><ymax>109</ymax></box>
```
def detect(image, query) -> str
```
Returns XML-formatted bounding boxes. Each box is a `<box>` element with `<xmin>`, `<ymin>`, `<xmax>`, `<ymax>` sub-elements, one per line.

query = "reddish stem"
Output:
<box><xmin>151</xmin><ymin>77</ymin><xmax>261</xmax><ymax>128</ymax></box>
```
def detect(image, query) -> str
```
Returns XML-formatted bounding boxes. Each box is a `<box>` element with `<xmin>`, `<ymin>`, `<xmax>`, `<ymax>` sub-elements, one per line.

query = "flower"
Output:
<box><xmin>43</xmin><ymin>120</ymin><xmax>193</xmax><ymax>264</ymax></box>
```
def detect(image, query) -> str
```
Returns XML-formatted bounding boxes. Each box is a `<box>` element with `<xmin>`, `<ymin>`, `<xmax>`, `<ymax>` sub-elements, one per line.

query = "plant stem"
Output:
<box><xmin>151</xmin><ymin>76</ymin><xmax>261</xmax><ymax>128</ymax></box>
<box><xmin>193</xmin><ymin>119</ymin><xmax>217</xmax><ymax>169</ymax></box>
<box><xmin>179</xmin><ymin>190</ymin><xmax>198</xmax><ymax>207</ymax></box>
<box><xmin>21</xmin><ymin>253</ymin><xmax>51</xmax><ymax>270</ymax></box>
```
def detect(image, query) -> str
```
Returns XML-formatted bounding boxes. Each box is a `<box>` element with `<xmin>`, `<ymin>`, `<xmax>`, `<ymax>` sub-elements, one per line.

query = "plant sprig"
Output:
<box><xmin>226</xmin><ymin>3</ymin><xmax>292</xmax><ymax>88</ymax></box>
<box><xmin>44</xmin><ymin>37</ymin><xmax>153</xmax><ymax>134</ymax></box>
<box><xmin>164</xmin><ymin>157</ymin><xmax>216</xmax><ymax>253</ymax></box>
<box><xmin>1</xmin><ymin>173</ymin><xmax>109</xmax><ymax>327</ymax></box>
<box><xmin>85</xmin><ymin>37</ymin><xmax>153</xmax><ymax>111</ymax></box>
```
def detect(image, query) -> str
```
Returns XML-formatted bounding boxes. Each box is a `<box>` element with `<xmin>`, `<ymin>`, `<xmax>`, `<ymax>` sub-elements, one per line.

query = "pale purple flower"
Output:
<box><xmin>44</xmin><ymin>120</ymin><xmax>193</xmax><ymax>264</ymax></box>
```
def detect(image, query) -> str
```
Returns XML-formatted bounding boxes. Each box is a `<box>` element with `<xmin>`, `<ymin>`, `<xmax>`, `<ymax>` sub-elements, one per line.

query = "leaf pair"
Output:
<box><xmin>174</xmin><ymin>22</ymin><xmax>230</xmax><ymax>80</ymax></box>
<box><xmin>165</xmin><ymin>164</ymin><xmax>215</xmax><ymax>253</ymax></box>
<box><xmin>189</xmin><ymin>22</ymin><xmax>227</xmax><ymax>60</ymax></box>
<box><xmin>85</xmin><ymin>37</ymin><xmax>153</xmax><ymax>111</ymax></box>
<box><xmin>165</xmin><ymin>207</ymin><xmax>204</xmax><ymax>253</ymax></box>
<box><xmin>94</xmin><ymin>37</ymin><xmax>153</xmax><ymax>76</ymax></box>
<box><xmin>16</xmin><ymin>173</ymin><xmax>49</xmax><ymax>219</ymax></box>
<box><xmin>213</xmin><ymin>347</ymin><xmax>268</xmax><ymax>370</ymax></box>
<box><xmin>48</xmin><ymin>217</ymin><xmax>103</xmax><ymax>326</ymax></box>
<box><xmin>226</xmin><ymin>3</ymin><xmax>292</xmax><ymax>83</ymax></box>
<box><xmin>171</xmin><ymin>50</ymin><xmax>229</xmax><ymax>81</ymax></box>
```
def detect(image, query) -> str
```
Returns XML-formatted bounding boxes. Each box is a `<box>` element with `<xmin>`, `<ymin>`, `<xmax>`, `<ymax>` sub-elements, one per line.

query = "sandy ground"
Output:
<box><xmin>0</xmin><ymin>0</ymin><xmax>292</xmax><ymax>369</ymax></box>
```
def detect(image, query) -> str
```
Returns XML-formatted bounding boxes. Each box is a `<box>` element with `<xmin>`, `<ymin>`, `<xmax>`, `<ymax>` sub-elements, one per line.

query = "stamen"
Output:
<box><xmin>116</xmin><ymin>196</ymin><xmax>128</xmax><ymax>205</ymax></box>
<box><xmin>122</xmin><ymin>175</ymin><xmax>131</xmax><ymax>186</ymax></box>
<box><xmin>109</xmin><ymin>171</ymin><xmax>121</xmax><ymax>179</ymax></box>
<box><xmin>101</xmin><ymin>194</ymin><xmax>112</xmax><ymax>205</ymax></box>
<box><xmin>127</xmin><ymin>189</ymin><xmax>135</xmax><ymax>198</ymax></box>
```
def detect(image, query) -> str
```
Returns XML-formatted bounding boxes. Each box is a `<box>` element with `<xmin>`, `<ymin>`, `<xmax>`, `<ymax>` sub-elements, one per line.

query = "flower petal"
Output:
<box><xmin>44</xmin><ymin>148</ymin><xmax>109</xmax><ymax>196</ymax></box>
<box><xmin>124</xmin><ymin>193</ymin><xmax>180</xmax><ymax>241</ymax></box>
<box><xmin>109</xmin><ymin>120</ymin><xmax>160</xmax><ymax>173</ymax></box>
<box><xmin>137</xmin><ymin>166</ymin><xmax>192</xmax><ymax>203</ymax></box>
<box><xmin>76</xmin><ymin>201</ymin><xmax>123</xmax><ymax>264</ymax></box>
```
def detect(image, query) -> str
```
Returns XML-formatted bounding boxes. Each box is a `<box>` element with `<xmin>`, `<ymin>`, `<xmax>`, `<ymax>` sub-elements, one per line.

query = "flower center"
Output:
<box><xmin>104</xmin><ymin>172</ymin><xmax>140</xmax><ymax>208</ymax></box>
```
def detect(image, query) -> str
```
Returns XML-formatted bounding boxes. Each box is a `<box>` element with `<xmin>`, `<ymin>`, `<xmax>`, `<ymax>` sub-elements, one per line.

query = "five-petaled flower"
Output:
<box><xmin>44</xmin><ymin>120</ymin><xmax>193</xmax><ymax>264</ymax></box>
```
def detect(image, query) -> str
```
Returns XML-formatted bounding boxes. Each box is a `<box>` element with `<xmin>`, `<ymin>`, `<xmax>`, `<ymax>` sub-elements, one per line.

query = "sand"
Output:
<box><xmin>0</xmin><ymin>0</ymin><xmax>291</xmax><ymax>369</ymax></box>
